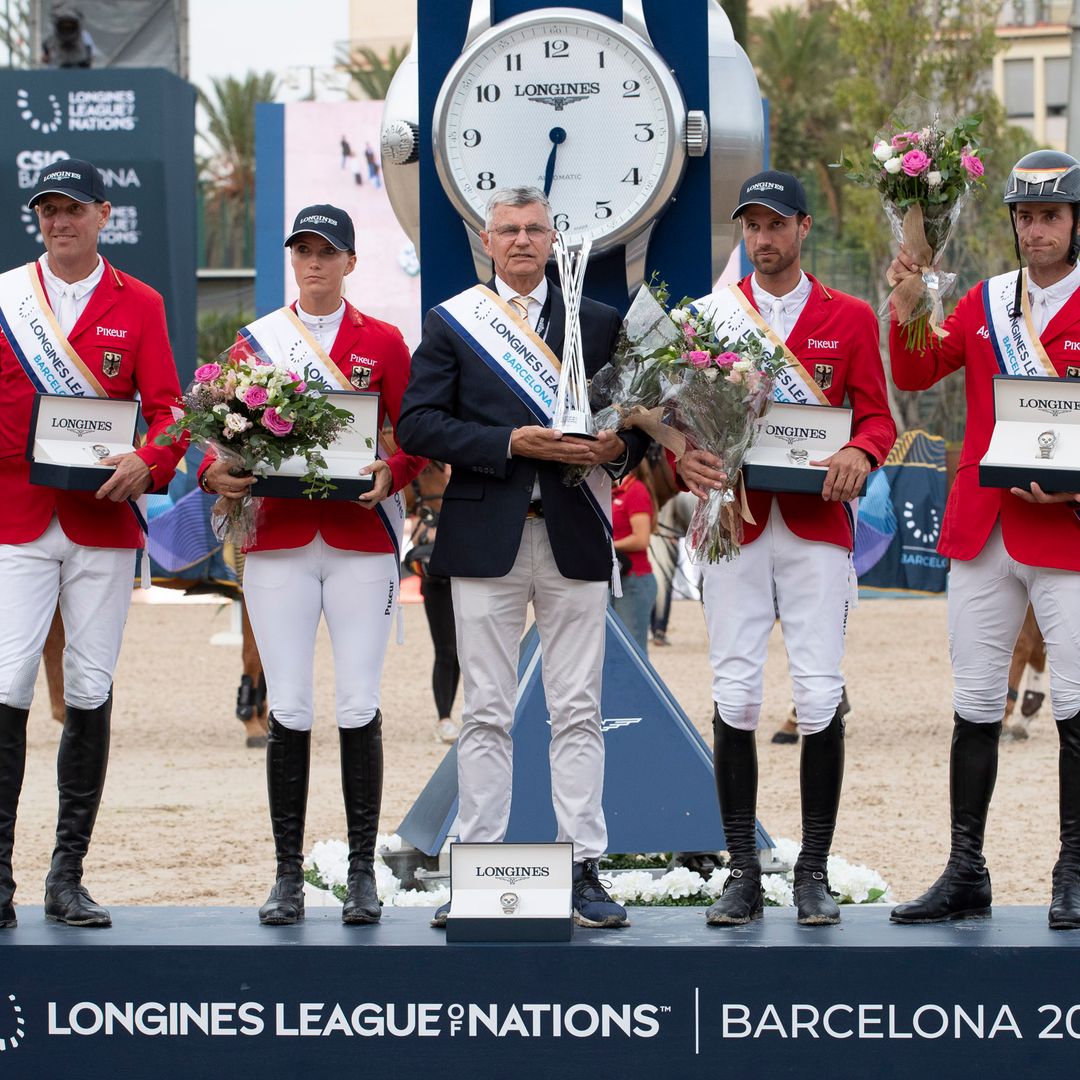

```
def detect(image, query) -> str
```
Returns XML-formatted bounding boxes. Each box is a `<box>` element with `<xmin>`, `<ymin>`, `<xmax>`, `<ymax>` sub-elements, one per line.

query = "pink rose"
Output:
<box><xmin>901</xmin><ymin>150</ymin><xmax>930</xmax><ymax>176</ymax></box>
<box><xmin>286</xmin><ymin>370</ymin><xmax>308</xmax><ymax>393</ymax></box>
<box><xmin>683</xmin><ymin>324</ymin><xmax>697</xmax><ymax>340</ymax></box>
<box><xmin>261</xmin><ymin>407</ymin><xmax>294</xmax><ymax>436</ymax></box>
<box><xmin>714</xmin><ymin>351</ymin><xmax>739</xmax><ymax>368</ymax></box>
<box><xmin>194</xmin><ymin>363</ymin><xmax>221</xmax><ymax>383</ymax></box>
<box><xmin>243</xmin><ymin>385</ymin><xmax>269</xmax><ymax>408</ymax></box>
<box><xmin>961</xmin><ymin>153</ymin><xmax>984</xmax><ymax>179</ymax></box>
<box><xmin>891</xmin><ymin>131</ymin><xmax>918</xmax><ymax>149</ymax></box>
<box><xmin>685</xmin><ymin>350</ymin><xmax>711</xmax><ymax>368</ymax></box>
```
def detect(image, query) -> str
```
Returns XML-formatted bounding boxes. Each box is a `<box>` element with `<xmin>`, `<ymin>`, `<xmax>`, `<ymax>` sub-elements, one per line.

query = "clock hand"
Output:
<box><xmin>543</xmin><ymin>127</ymin><xmax>566</xmax><ymax>198</ymax></box>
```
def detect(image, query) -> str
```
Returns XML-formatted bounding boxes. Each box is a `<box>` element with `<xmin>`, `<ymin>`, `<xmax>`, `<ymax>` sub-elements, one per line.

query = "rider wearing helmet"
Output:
<box><xmin>887</xmin><ymin>150</ymin><xmax>1080</xmax><ymax>930</ymax></box>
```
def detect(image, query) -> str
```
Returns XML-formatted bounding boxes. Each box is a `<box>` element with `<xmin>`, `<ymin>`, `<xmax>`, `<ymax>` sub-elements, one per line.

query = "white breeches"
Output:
<box><xmin>242</xmin><ymin>535</ymin><xmax>398</xmax><ymax>731</ymax></box>
<box><xmin>0</xmin><ymin>517</ymin><xmax>135</xmax><ymax>710</ymax></box>
<box><xmin>948</xmin><ymin>525</ymin><xmax>1080</xmax><ymax>724</ymax></box>
<box><xmin>701</xmin><ymin>501</ymin><xmax>851</xmax><ymax>735</ymax></box>
<box><xmin>451</xmin><ymin>518</ymin><xmax>609</xmax><ymax>861</ymax></box>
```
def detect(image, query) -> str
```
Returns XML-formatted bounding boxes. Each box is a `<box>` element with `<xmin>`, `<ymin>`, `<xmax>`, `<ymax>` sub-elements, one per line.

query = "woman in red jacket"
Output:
<box><xmin>200</xmin><ymin>205</ymin><xmax>425</xmax><ymax>927</ymax></box>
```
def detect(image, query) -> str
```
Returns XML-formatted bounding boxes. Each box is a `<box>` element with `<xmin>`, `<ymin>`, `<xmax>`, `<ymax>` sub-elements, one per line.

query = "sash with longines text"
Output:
<box><xmin>239</xmin><ymin>306</ymin><xmax>406</xmax><ymax>570</ymax></box>
<box><xmin>982</xmin><ymin>270</ymin><xmax>1058</xmax><ymax>378</ymax></box>
<box><xmin>0</xmin><ymin>262</ymin><xmax>150</xmax><ymax>553</ymax></box>
<box><xmin>433</xmin><ymin>285</ymin><xmax>618</xmax><ymax>579</ymax></box>
<box><xmin>700</xmin><ymin>285</ymin><xmax>829</xmax><ymax>405</ymax></box>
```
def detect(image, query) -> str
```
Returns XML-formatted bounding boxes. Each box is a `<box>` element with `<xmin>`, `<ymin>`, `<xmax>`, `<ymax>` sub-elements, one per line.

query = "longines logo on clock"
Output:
<box><xmin>0</xmin><ymin>993</ymin><xmax>27</xmax><ymax>1052</ymax></box>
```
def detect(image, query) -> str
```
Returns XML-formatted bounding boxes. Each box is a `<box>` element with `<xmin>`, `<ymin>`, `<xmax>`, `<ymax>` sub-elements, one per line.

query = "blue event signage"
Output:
<box><xmin>0</xmin><ymin>69</ymin><xmax>197</xmax><ymax>382</ymax></box>
<box><xmin>2</xmin><ymin>906</ymin><xmax>1080</xmax><ymax>1077</ymax></box>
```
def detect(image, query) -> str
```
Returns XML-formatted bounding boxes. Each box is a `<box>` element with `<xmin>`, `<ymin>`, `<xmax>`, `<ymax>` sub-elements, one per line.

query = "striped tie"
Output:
<box><xmin>509</xmin><ymin>295</ymin><xmax>531</xmax><ymax>325</ymax></box>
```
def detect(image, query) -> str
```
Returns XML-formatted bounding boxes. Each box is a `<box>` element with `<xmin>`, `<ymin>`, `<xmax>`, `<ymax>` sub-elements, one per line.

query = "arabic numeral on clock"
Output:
<box><xmin>623</xmin><ymin>80</ymin><xmax>640</xmax><ymax>98</ymax></box>
<box><xmin>476</xmin><ymin>84</ymin><xmax>500</xmax><ymax>103</ymax></box>
<box><xmin>463</xmin><ymin>129</ymin><xmax>481</xmax><ymax>148</ymax></box>
<box><xmin>634</xmin><ymin>123</ymin><xmax>654</xmax><ymax>142</ymax></box>
<box><xmin>553</xmin><ymin>212</ymin><xmax>569</xmax><ymax>231</ymax></box>
<box><xmin>622</xmin><ymin>167</ymin><xmax>641</xmax><ymax>185</ymax></box>
<box><xmin>505</xmin><ymin>53</ymin><xmax>521</xmax><ymax>71</ymax></box>
<box><xmin>477</xmin><ymin>171</ymin><xmax>496</xmax><ymax>191</ymax></box>
<box><xmin>544</xmin><ymin>39</ymin><xmax>569</xmax><ymax>58</ymax></box>
<box><xmin>594</xmin><ymin>200</ymin><xmax>612</xmax><ymax>219</ymax></box>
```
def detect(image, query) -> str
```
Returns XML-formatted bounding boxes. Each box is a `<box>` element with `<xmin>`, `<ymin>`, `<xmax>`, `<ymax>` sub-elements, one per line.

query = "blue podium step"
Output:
<box><xmin>2</xmin><ymin>905</ymin><xmax>1079</xmax><ymax>1078</ymax></box>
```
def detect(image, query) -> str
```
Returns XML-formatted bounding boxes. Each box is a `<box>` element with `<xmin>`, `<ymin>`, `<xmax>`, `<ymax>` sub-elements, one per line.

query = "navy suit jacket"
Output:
<box><xmin>398</xmin><ymin>281</ymin><xmax>648</xmax><ymax>580</ymax></box>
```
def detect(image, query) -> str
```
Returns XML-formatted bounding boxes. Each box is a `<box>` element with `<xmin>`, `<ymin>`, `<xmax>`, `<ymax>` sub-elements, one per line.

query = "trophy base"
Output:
<box><xmin>559</xmin><ymin>430</ymin><xmax>596</xmax><ymax>441</ymax></box>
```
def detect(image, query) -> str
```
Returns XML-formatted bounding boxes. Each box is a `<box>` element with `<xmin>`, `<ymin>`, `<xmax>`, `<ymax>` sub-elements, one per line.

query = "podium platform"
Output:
<box><xmin>2</xmin><ymin>905</ymin><xmax>1079</xmax><ymax>1078</ymax></box>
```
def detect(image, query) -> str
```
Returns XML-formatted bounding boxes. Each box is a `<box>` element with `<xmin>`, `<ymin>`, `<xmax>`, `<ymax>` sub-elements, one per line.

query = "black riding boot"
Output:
<box><xmin>43</xmin><ymin>692</ymin><xmax>113</xmax><ymax>927</ymax></box>
<box><xmin>706</xmin><ymin>707</ymin><xmax>762</xmax><ymax>926</ymax></box>
<box><xmin>0</xmin><ymin>704</ymin><xmax>29</xmax><ymax>928</ymax></box>
<box><xmin>1050</xmin><ymin>711</ymin><xmax>1080</xmax><ymax>930</ymax></box>
<box><xmin>339</xmin><ymin>713</ymin><xmax>383</xmax><ymax>925</ymax></box>
<box><xmin>891</xmin><ymin>715</ymin><xmax>998</xmax><ymax>924</ymax></box>
<box><xmin>258</xmin><ymin>715</ymin><xmax>310</xmax><ymax>925</ymax></box>
<box><xmin>793</xmin><ymin>709</ymin><xmax>845</xmax><ymax>926</ymax></box>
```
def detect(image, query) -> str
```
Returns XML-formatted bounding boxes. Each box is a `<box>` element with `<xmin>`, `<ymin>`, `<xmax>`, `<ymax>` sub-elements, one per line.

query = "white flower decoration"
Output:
<box><xmin>872</xmin><ymin>140</ymin><xmax>893</xmax><ymax>162</ymax></box>
<box><xmin>883</xmin><ymin>157</ymin><xmax>903</xmax><ymax>175</ymax></box>
<box><xmin>926</xmin><ymin>170</ymin><xmax>943</xmax><ymax>188</ymax></box>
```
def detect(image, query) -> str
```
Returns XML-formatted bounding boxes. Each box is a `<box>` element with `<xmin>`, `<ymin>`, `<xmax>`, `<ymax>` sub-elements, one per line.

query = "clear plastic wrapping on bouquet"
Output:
<box><xmin>880</xmin><ymin>194</ymin><xmax>966</xmax><ymax>337</ymax></box>
<box><xmin>669</xmin><ymin>361</ymin><xmax>776</xmax><ymax>563</ymax></box>
<box><xmin>206</xmin><ymin>441</ymin><xmax>261</xmax><ymax>548</ymax></box>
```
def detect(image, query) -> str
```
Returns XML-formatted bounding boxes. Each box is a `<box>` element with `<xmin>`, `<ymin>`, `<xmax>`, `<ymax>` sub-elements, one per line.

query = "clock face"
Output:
<box><xmin>433</xmin><ymin>9</ymin><xmax>686</xmax><ymax>253</ymax></box>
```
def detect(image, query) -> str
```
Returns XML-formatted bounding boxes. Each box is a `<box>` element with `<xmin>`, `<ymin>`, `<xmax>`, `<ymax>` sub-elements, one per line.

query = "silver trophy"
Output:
<box><xmin>552</xmin><ymin>233</ymin><xmax>595</xmax><ymax>439</ymax></box>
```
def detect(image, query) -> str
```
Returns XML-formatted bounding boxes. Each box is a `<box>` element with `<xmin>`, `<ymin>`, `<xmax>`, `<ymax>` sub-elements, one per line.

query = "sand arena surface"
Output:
<box><xmin>12</xmin><ymin>595</ymin><xmax>1060</xmax><ymax>908</ymax></box>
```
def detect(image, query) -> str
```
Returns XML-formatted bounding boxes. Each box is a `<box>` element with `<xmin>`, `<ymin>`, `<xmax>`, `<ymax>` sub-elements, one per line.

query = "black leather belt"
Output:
<box><xmin>526</xmin><ymin>499</ymin><xmax>544</xmax><ymax>519</ymax></box>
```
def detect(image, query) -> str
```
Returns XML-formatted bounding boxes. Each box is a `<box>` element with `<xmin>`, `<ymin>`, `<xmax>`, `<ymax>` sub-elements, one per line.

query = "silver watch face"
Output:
<box><xmin>432</xmin><ymin>8</ymin><xmax>687</xmax><ymax>253</ymax></box>
<box><xmin>1038</xmin><ymin>432</ymin><xmax>1056</xmax><ymax>448</ymax></box>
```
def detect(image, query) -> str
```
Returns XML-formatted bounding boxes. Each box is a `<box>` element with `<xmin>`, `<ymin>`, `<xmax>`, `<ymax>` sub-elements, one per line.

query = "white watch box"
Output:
<box><xmin>27</xmin><ymin>393</ymin><xmax>139</xmax><ymax>492</ymax></box>
<box><xmin>979</xmin><ymin>375</ymin><xmax>1080</xmax><ymax>493</ymax></box>
<box><xmin>445</xmin><ymin>842</ymin><xmax>573</xmax><ymax>943</ymax></box>
<box><xmin>252</xmin><ymin>391</ymin><xmax>380</xmax><ymax>500</ymax></box>
<box><xmin>742</xmin><ymin>400</ymin><xmax>866</xmax><ymax>496</ymax></box>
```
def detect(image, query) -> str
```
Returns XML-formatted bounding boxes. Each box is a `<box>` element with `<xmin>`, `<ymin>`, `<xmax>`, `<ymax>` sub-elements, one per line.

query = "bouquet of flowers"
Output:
<box><xmin>836</xmin><ymin>95</ymin><xmax>986</xmax><ymax>349</ymax></box>
<box><xmin>156</xmin><ymin>341</ymin><xmax>355</xmax><ymax>544</ymax></box>
<box><xmin>587</xmin><ymin>281</ymin><xmax>787</xmax><ymax>560</ymax></box>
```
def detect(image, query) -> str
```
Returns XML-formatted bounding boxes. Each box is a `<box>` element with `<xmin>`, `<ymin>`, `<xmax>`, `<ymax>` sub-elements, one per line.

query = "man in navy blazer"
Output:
<box><xmin>398</xmin><ymin>186</ymin><xmax>647</xmax><ymax>929</ymax></box>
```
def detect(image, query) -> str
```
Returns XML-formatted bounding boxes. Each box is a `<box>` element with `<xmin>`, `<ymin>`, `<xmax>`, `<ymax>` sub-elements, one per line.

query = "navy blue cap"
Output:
<box><xmin>28</xmin><ymin>158</ymin><xmax>106</xmax><ymax>208</ymax></box>
<box><xmin>284</xmin><ymin>204</ymin><xmax>355</xmax><ymax>252</ymax></box>
<box><xmin>731</xmin><ymin>170</ymin><xmax>809</xmax><ymax>219</ymax></box>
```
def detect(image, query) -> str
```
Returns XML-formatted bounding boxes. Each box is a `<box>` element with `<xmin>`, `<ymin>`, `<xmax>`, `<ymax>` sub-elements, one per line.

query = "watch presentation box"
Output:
<box><xmin>27</xmin><ymin>393</ymin><xmax>139</xmax><ymax>492</ymax></box>
<box><xmin>253</xmin><ymin>391</ymin><xmax>379</xmax><ymax>500</ymax></box>
<box><xmin>979</xmin><ymin>375</ymin><xmax>1080</xmax><ymax>493</ymax></box>
<box><xmin>445</xmin><ymin>842</ymin><xmax>573</xmax><ymax>943</ymax></box>
<box><xmin>742</xmin><ymin>400</ymin><xmax>866</xmax><ymax>497</ymax></box>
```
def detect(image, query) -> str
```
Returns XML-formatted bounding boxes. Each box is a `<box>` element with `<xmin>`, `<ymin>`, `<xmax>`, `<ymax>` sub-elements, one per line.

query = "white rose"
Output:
<box><xmin>669</xmin><ymin>307</ymin><xmax>690</xmax><ymax>325</ymax></box>
<box><xmin>702</xmin><ymin>367</ymin><xmax>719</xmax><ymax>381</ymax></box>
<box><xmin>732</xmin><ymin>358</ymin><xmax>753</xmax><ymax>373</ymax></box>
<box><xmin>927</xmin><ymin>170</ymin><xmax>943</xmax><ymax>188</ymax></box>
<box><xmin>224</xmin><ymin>412</ymin><xmax>251</xmax><ymax>434</ymax></box>
<box><xmin>883</xmin><ymin>157</ymin><xmax>903</xmax><ymax>175</ymax></box>
<box><xmin>872</xmin><ymin>141</ymin><xmax>892</xmax><ymax>162</ymax></box>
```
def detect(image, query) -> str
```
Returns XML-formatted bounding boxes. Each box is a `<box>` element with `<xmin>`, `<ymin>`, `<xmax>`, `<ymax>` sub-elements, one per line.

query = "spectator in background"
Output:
<box><xmin>610</xmin><ymin>464</ymin><xmax>657</xmax><ymax>654</ymax></box>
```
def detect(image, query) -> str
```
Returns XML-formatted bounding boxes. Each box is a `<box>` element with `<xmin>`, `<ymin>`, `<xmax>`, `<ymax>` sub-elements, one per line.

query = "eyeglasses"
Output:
<box><xmin>490</xmin><ymin>224</ymin><xmax>552</xmax><ymax>239</ymax></box>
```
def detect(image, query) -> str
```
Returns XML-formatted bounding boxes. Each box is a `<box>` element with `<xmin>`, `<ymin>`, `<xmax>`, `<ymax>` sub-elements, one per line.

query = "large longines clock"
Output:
<box><xmin>432</xmin><ymin>5</ymin><xmax>707</xmax><ymax>284</ymax></box>
<box><xmin>381</xmin><ymin>0</ymin><xmax>763</xmax><ymax>306</ymax></box>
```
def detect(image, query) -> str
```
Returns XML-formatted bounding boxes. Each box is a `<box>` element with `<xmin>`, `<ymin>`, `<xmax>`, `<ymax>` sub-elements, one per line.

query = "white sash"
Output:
<box><xmin>434</xmin><ymin>284</ymin><xmax>619</xmax><ymax>590</ymax></box>
<box><xmin>698</xmin><ymin>284</ymin><xmax>829</xmax><ymax>405</ymax></box>
<box><xmin>0</xmin><ymin>263</ymin><xmax>106</xmax><ymax>397</ymax></box>
<box><xmin>981</xmin><ymin>270</ymin><xmax>1057</xmax><ymax>378</ymax></box>
<box><xmin>239</xmin><ymin>307</ymin><xmax>407</xmax><ymax>627</ymax></box>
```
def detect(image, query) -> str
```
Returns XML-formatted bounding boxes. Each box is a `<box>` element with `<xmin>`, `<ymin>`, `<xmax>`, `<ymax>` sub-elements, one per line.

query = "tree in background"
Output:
<box><xmin>337</xmin><ymin>43</ymin><xmax>407</xmax><ymax>101</ymax></box>
<box><xmin>720</xmin><ymin>0</ymin><xmax>748</xmax><ymax>48</ymax></box>
<box><xmin>198</xmin><ymin>71</ymin><xmax>278</xmax><ymax>268</ymax></box>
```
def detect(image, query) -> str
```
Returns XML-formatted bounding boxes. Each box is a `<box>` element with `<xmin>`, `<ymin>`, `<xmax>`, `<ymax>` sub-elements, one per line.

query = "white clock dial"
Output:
<box><xmin>433</xmin><ymin>8</ymin><xmax>687</xmax><ymax>253</ymax></box>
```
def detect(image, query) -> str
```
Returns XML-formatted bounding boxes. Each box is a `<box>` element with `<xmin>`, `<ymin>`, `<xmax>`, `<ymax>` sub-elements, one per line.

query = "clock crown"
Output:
<box><xmin>686</xmin><ymin>110</ymin><xmax>709</xmax><ymax>158</ymax></box>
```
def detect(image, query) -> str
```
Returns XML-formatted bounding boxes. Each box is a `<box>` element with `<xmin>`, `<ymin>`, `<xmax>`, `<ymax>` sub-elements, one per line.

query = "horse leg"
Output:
<box><xmin>238</xmin><ymin>599</ymin><xmax>268</xmax><ymax>747</ymax></box>
<box><xmin>43</xmin><ymin>604</ymin><xmax>65</xmax><ymax>724</ymax></box>
<box><xmin>1020</xmin><ymin>614</ymin><xmax>1047</xmax><ymax>721</ymax></box>
<box><xmin>1005</xmin><ymin>605</ymin><xmax>1040</xmax><ymax>740</ymax></box>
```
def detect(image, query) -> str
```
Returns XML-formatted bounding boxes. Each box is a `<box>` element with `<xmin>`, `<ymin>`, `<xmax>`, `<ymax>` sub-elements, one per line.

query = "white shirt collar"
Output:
<box><xmin>295</xmin><ymin>298</ymin><xmax>346</xmax><ymax>329</ymax></box>
<box><xmin>1028</xmin><ymin>262</ymin><xmax>1080</xmax><ymax>306</ymax></box>
<box><xmin>494</xmin><ymin>275</ymin><xmax>548</xmax><ymax>308</ymax></box>
<box><xmin>749</xmin><ymin>270</ymin><xmax>811</xmax><ymax>313</ymax></box>
<box><xmin>39</xmin><ymin>252</ymin><xmax>104</xmax><ymax>300</ymax></box>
